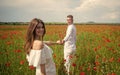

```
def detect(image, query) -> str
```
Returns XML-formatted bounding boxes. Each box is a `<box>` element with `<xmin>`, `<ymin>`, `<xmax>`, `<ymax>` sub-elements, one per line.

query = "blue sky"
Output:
<box><xmin>0</xmin><ymin>0</ymin><xmax>120</xmax><ymax>23</ymax></box>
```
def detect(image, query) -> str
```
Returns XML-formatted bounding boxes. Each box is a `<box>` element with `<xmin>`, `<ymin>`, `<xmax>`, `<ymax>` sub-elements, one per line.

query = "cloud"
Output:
<box><xmin>75</xmin><ymin>0</ymin><xmax>120</xmax><ymax>12</ymax></box>
<box><xmin>73</xmin><ymin>0</ymin><xmax>120</xmax><ymax>22</ymax></box>
<box><xmin>101</xmin><ymin>11</ymin><xmax>120</xmax><ymax>20</ymax></box>
<box><xmin>0</xmin><ymin>0</ymin><xmax>70</xmax><ymax>11</ymax></box>
<box><xmin>0</xmin><ymin>0</ymin><xmax>120</xmax><ymax>22</ymax></box>
<box><xmin>0</xmin><ymin>0</ymin><xmax>70</xmax><ymax>22</ymax></box>
<box><xmin>75</xmin><ymin>0</ymin><xmax>96</xmax><ymax>12</ymax></box>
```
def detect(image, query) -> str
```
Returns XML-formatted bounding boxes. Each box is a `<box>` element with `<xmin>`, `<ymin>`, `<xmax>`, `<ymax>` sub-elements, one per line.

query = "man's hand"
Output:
<box><xmin>56</xmin><ymin>40</ymin><xmax>64</xmax><ymax>45</ymax></box>
<box><xmin>56</xmin><ymin>40</ymin><xmax>62</xmax><ymax>44</ymax></box>
<box><xmin>61</xmin><ymin>40</ymin><xmax>65</xmax><ymax>44</ymax></box>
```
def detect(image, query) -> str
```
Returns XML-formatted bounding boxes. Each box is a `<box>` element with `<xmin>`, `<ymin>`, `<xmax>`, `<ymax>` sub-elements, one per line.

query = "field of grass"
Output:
<box><xmin>0</xmin><ymin>25</ymin><xmax>120</xmax><ymax>75</ymax></box>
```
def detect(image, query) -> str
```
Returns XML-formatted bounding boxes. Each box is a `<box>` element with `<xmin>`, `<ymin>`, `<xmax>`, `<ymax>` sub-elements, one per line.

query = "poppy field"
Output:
<box><xmin>0</xmin><ymin>25</ymin><xmax>120</xmax><ymax>75</ymax></box>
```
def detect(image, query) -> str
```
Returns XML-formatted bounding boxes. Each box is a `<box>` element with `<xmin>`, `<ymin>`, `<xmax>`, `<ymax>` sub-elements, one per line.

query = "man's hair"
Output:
<box><xmin>67</xmin><ymin>15</ymin><xmax>73</xmax><ymax>19</ymax></box>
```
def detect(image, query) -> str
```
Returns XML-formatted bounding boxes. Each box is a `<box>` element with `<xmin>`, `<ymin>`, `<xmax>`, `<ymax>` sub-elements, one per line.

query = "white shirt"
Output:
<box><xmin>63</xmin><ymin>24</ymin><xmax>76</xmax><ymax>51</ymax></box>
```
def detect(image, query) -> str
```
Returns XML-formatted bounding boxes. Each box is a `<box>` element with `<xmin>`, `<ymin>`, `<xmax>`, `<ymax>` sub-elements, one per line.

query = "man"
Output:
<box><xmin>57</xmin><ymin>15</ymin><xmax>76</xmax><ymax>75</ymax></box>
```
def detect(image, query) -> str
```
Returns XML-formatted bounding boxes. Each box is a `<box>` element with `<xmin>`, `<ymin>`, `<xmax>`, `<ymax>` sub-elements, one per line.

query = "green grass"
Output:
<box><xmin>0</xmin><ymin>25</ymin><xmax>120</xmax><ymax>75</ymax></box>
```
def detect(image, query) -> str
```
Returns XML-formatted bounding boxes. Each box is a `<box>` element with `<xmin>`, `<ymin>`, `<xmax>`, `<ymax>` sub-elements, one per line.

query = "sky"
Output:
<box><xmin>0</xmin><ymin>0</ymin><xmax>120</xmax><ymax>23</ymax></box>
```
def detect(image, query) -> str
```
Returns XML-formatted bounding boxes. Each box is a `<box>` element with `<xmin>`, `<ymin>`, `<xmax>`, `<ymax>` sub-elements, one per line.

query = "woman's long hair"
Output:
<box><xmin>24</xmin><ymin>18</ymin><xmax>46</xmax><ymax>54</ymax></box>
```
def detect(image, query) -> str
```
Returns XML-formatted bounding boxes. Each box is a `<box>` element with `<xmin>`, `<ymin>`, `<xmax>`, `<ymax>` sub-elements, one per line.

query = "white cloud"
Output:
<box><xmin>75</xmin><ymin>0</ymin><xmax>120</xmax><ymax>12</ymax></box>
<box><xmin>0</xmin><ymin>0</ymin><xmax>69</xmax><ymax>11</ymax></box>
<box><xmin>101</xmin><ymin>11</ymin><xmax>120</xmax><ymax>20</ymax></box>
<box><xmin>73</xmin><ymin>0</ymin><xmax>120</xmax><ymax>22</ymax></box>
<box><xmin>0</xmin><ymin>0</ymin><xmax>120</xmax><ymax>22</ymax></box>
<box><xmin>75</xmin><ymin>0</ymin><xmax>97</xmax><ymax>12</ymax></box>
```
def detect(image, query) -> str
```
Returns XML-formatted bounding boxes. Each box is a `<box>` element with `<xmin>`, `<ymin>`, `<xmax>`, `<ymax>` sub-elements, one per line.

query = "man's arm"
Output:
<box><xmin>63</xmin><ymin>26</ymin><xmax>73</xmax><ymax>42</ymax></box>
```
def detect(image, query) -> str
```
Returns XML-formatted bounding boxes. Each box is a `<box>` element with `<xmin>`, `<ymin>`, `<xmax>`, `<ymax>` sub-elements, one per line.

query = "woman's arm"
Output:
<box><xmin>40</xmin><ymin>64</ymin><xmax>46</xmax><ymax>75</ymax></box>
<box><xmin>44</xmin><ymin>41</ymin><xmax>59</xmax><ymax>46</ymax></box>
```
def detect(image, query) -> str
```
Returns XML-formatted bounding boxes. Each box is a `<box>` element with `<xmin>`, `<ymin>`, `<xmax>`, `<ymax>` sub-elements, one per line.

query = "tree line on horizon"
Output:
<box><xmin>0</xmin><ymin>22</ymin><xmax>120</xmax><ymax>25</ymax></box>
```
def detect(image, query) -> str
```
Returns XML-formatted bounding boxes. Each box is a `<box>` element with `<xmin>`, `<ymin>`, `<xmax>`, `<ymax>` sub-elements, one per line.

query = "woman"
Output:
<box><xmin>24</xmin><ymin>18</ymin><xmax>58</xmax><ymax>75</ymax></box>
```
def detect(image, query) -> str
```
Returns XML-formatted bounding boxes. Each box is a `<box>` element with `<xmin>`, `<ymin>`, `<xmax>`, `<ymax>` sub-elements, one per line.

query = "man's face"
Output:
<box><xmin>67</xmin><ymin>17</ymin><xmax>73</xmax><ymax>25</ymax></box>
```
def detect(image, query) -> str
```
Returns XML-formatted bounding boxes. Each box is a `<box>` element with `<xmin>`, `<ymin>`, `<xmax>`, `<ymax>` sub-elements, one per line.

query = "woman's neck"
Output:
<box><xmin>35</xmin><ymin>36</ymin><xmax>42</xmax><ymax>41</ymax></box>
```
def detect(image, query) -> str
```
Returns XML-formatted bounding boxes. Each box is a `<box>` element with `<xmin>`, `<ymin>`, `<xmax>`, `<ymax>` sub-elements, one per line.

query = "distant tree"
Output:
<box><xmin>87</xmin><ymin>21</ymin><xmax>95</xmax><ymax>24</ymax></box>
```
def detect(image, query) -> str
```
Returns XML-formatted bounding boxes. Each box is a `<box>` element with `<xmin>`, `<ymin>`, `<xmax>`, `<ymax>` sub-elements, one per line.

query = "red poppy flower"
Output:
<box><xmin>5</xmin><ymin>62</ymin><xmax>11</xmax><ymax>67</ymax></box>
<box><xmin>29</xmin><ymin>65</ymin><xmax>35</xmax><ymax>70</ymax></box>
<box><xmin>64</xmin><ymin>59</ymin><xmax>66</xmax><ymax>62</ymax></box>
<box><xmin>93</xmin><ymin>66</ymin><xmax>97</xmax><ymax>71</ymax></box>
<box><xmin>80</xmin><ymin>72</ymin><xmax>85</xmax><ymax>75</ymax></box>
<box><xmin>95</xmin><ymin>61</ymin><xmax>100</xmax><ymax>66</ymax></box>
<box><xmin>117</xmin><ymin>58</ymin><xmax>120</xmax><ymax>63</ymax></box>
<box><xmin>118</xmin><ymin>44</ymin><xmax>120</xmax><ymax>47</ymax></box>
<box><xmin>14</xmin><ymin>50</ymin><xmax>22</xmax><ymax>53</ymax></box>
<box><xmin>1</xmin><ymin>35</ymin><xmax>8</xmax><ymax>39</ymax></box>
<box><xmin>6</xmin><ymin>41</ymin><xmax>12</xmax><ymax>45</ymax></box>
<box><xmin>20</xmin><ymin>60</ymin><xmax>25</xmax><ymax>65</ymax></box>
<box><xmin>87</xmin><ymin>67</ymin><xmax>91</xmax><ymax>71</ymax></box>
<box><xmin>111</xmin><ymin>73</ymin><xmax>116</xmax><ymax>75</ymax></box>
<box><xmin>96</xmin><ymin>55</ymin><xmax>100</xmax><ymax>59</ymax></box>
<box><xmin>109</xmin><ymin>57</ymin><xmax>114</xmax><ymax>62</ymax></box>
<box><xmin>72</xmin><ymin>63</ymin><xmax>76</xmax><ymax>67</ymax></box>
<box><xmin>104</xmin><ymin>38</ymin><xmax>111</xmax><ymax>43</ymax></box>
<box><xmin>94</xmin><ymin>48</ymin><xmax>97</xmax><ymax>51</ymax></box>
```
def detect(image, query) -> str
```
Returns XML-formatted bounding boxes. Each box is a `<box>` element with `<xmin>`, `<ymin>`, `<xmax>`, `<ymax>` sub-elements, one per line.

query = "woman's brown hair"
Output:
<box><xmin>24</xmin><ymin>18</ymin><xmax>46</xmax><ymax>54</ymax></box>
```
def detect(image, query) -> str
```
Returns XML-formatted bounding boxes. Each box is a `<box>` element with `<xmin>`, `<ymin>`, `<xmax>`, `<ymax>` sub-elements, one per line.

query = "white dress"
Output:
<box><xmin>26</xmin><ymin>44</ymin><xmax>56</xmax><ymax>75</ymax></box>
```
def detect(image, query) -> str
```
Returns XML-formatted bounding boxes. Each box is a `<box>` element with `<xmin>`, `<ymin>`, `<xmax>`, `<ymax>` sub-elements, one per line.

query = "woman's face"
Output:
<box><xmin>35</xmin><ymin>23</ymin><xmax>44</xmax><ymax>37</ymax></box>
